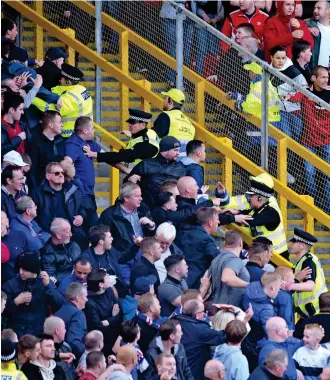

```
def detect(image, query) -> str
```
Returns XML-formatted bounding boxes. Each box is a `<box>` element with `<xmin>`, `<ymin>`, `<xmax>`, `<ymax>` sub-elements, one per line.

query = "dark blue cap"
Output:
<box><xmin>132</xmin><ymin>275</ymin><xmax>157</xmax><ymax>295</ymax></box>
<box><xmin>126</xmin><ymin>108</ymin><xmax>152</xmax><ymax>123</ymax></box>
<box><xmin>45</xmin><ymin>47</ymin><xmax>69</xmax><ymax>60</ymax></box>
<box><xmin>61</xmin><ymin>63</ymin><xmax>84</xmax><ymax>81</ymax></box>
<box><xmin>290</xmin><ymin>228</ymin><xmax>318</xmax><ymax>246</ymax></box>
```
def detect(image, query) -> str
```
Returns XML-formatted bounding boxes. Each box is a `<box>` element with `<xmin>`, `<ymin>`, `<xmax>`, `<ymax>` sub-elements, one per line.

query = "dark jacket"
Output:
<box><xmin>248</xmin><ymin>365</ymin><xmax>282</xmax><ymax>380</ymax></box>
<box><xmin>1</xmin><ymin>119</ymin><xmax>29</xmax><ymax>157</ymax></box>
<box><xmin>274</xmin><ymin>290</ymin><xmax>295</xmax><ymax>331</ymax></box>
<box><xmin>84</xmin><ymin>288</ymin><xmax>122</xmax><ymax>332</ymax></box>
<box><xmin>242</xmin><ymin>281</ymin><xmax>276</xmax><ymax>357</ymax></box>
<box><xmin>10</xmin><ymin>214</ymin><xmax>51</xmax><ymax>252</ymax></box>
<box><xmin>54</xmin><ymin>301</ymin><xmax>87</xmax><ymax>360</ymax></box>
<box><xmin>125</xmin><ymin>154</ymin><xmax>186</xmax><ymax>209</ymax></box>
<box><xmin>1</xmin><ymin>230</ymin><xmax>29</xmax><ymax>284</ymax></box>
<box><xmin>257</xmin><ymin>337</ymin><xmax>303</xmax><ymax>380</ymax></box>
<box><xmin>294</xmin><ymin>312</ymin><xmax>330</xmax><ymax>343</ymax></box>
<box><xmin>41</xmin><ymin>239</ymin><xmax>81</xmax><ymax>283</ymax></box>
<box><xmin>151</xmin><ymin>205</ymin><xmax>199</xmax><ymax>228</ymax></box>
<box><xmin>28</xmin><ymin>128</ymin><xmax>66</xmax><ymax>188</ymax></box>
<box><xmin>145</xmin><ymin>336</ymin><xmax>194</xmax><ymax>380</ymax></box>
<box><xmin>173</xmin><ymin>313</ymin><xmax>226</xmax><ymax>380</ymax></box>
<box><xmin>175</xmin><ymin>224</ymin><xmax>220</xmax><ymax>288</ymax></box>
<box><xmin>55</xmin><ymin>341</ymin><xmax>75</xmax><ymax>380</ymax></box>
<box><xmin>99</xmin><ymin>200</ymin><xmax>154</xmax><ymax>253</ymax></box>
<box><xmin>81</xmin><ymin>246</ymin><xmax>129</xmax><ymax>298</ymax></box>
<box><xmin>130</xmin><ymin>256</ymin><xmax>161</xmax><ymax>294</ymax></box>
<box><xmin>246</xmin><ymin>262</ymin><xmax>265</xmax><ymax>282</ymax></box>
<box><xmin>1</xmin><ymin>186</ymin><xmax>25</xmax><ymax>222</ymax></box>
<box><xmin>133</xmin><ymin>315</ymin><xmax>159</xmax><ymax>353</ymax></box>
<box><xmin>32</xmin><ymin>180</ymin><xmax>86</xmax><ymax>239</ymax></box>
<box><xmin>2</xmin><ymin>274</ymin><xmax>64</xmax><ymax>337</ymax></box>
<box><xmin>180</xmin><ymin>156</ymin><xmax>204</xmax><ymax>193</ymax></box>
<box><xmin>36</xmin><ymin>59</ymin><xmax>62</xmax><ymax>90</ymax></box>
<box><xmin>21</xmin><ymin>361</ymin><xmax>66</xmax><ymax>380</ymax></box>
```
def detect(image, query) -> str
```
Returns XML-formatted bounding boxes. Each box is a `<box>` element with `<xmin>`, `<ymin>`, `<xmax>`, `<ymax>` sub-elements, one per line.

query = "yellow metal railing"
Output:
<box><xmin>9</xmin><ymin>0</ymin><xmax>330</xmax><ymax>254</ymax></box>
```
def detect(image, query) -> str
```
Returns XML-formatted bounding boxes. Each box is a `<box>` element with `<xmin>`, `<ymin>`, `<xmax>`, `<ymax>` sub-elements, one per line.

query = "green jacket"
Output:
<box><xmin>305</xmin><ymin>19</ymin><xmax>321</xmax><ymax>68</ymax></box>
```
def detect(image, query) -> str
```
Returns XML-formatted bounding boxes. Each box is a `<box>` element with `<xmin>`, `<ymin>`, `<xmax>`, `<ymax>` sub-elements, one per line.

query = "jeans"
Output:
<box><xmin>162</xmin><ymin>18</ymin><xmax>194</xmax><ymax>83</ymax></box>
<box><xmin>304</xmin><ymin>144</ymin><xmax>330</xmax><ymax>213</ymax></box>
<box><xmin>278</xmin><ymin>111</ymin><xmax>303</xmax><ymax>142</ymax></box>
<box><xmin>195</xmin><ymin>14</ymin><xmax>220</xmax><ymax>75</ymax></box>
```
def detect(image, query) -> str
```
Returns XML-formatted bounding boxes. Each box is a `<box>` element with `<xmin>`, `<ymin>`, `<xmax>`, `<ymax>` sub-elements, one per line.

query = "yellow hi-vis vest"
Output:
<box><xmin>293</xmin><ymin>252</ymin><xmax>328</xmax><ymax>317</ymax></box>
<box><xmin>163</xmin><ymin>109</ymin><xmax>195</xmax><ymax>156</ymax></box>
<box><xmin>32</xmin><ymin>85</ymin><xmax>93</xmax><ymax>138</ymax></box>
<box><xmin>223</xmin><ymin>194</ymin><xmax>288</xmax><ymax>254</ymax></box>
<box><xmin>242</xmin><ymin>79</ymin><xmax>280</xmax><ymax>122</ymax></box>
<box><xmin>125</xmin><ymin>129</ymin><xmax>160</xmax><ymax>167</ymax></box>
<box><xmin>1</xmin><ymin>362</ymin><xmax>27</xmax><ymax>380</ymax></box>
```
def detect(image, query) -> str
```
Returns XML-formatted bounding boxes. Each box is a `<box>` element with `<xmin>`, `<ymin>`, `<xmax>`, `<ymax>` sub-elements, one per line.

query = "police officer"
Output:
<box><xmin>217</xmin><ymin>173</ymin><xmax>288</xmax><ymax>259</ymax></box>
<box><xmin>1</xmin><ymin>339</ymin><xmax>27</xmax><ymax>379</ymax></box>
<box><xmin>36</xmin><ymin>47</ymin><xmax>68</xmax><ymax>90</ymax></box>
<box><xmin>153</xmin><ymin>88</ymin><xmax>195</xmax><ymax>157</ymax></box>
<box><xmin>288</xmin><ymin>228</ymin><xmax>328</xmax><ymax>318</ymax></box>
<box><xmin>84</xmin><ymin>109</ymin><xmax>159</xmax><ymax>171</ymax></box>
<box><xmin>32</xmin><ymin>63</ymin><xmax>93</xmax><ymax>138</ymax></box>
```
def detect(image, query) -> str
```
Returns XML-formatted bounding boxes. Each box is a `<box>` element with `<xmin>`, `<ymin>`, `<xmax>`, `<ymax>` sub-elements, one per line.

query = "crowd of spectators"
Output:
<box><xmin>1</xmin><ymin>1</ymin><xmax>330</xmax><ymax>380</ymax></box>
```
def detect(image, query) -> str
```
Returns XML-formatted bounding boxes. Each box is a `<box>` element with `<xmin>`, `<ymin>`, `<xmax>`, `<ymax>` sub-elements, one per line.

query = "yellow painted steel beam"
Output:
<box><xmin>34</xmin><ymin>1</ymin><xmax>43</xmax><ymax>60</ymax></box>
<box><xmin>277</xmin><ymin>138</ymin><xmax>288</xmax><ymax>232</ymax></box>
<box><xmin>9</xmin><ymin>0</ymin><xmax>330</xmax><ymax>229</ymax></box>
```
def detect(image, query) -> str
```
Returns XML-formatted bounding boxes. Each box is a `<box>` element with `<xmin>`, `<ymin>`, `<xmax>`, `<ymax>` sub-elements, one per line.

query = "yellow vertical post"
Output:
<box><xmin>64</xmin><ymin>28</ymin><xmax>76</xmax><ymax>65</ymax></box>
<box><xmin>120</xmin><ymin>31</ymin><xmax>129</xmax><ymax>131</ymax></box>
<box><xmin>195</xmin><ymin>81</ymin><xmax>205</xmax><ymax>127</ymax></box>
<box><xmin>277</xmin><ymin>138</ymin><xmax>288</xmax><ymax>232</ymax></box>
<box><xmin>109</xmin><ymin>149</ymin><xmax>120</xmax><ymax>205</ymax></box>
<box><xmin>34</xmin><ymin>1</ymin><xmax>43</xmax><ymax>61</ymax></box>
<box><xmin>220</xmin><ymin>137</ymin><xmax>233</xmax><ymax>196</ymax></box>
<box><xmin>301</xmin><ymin>195</ymin><xmax>315</xmax><ymax>253</ymax></box>
<box><xmin>140</xmin><ymin>80</ymin><xmax>151</xmax><ymax>114</ymax></box>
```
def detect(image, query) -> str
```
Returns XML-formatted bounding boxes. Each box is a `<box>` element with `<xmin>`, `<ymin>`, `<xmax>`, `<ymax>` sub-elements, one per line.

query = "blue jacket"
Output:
<box><xmin>175</xmin><ymin>224</ymin><xmax>220</xmax><ymax>288</ymax></box>
<box><xmin>119</xmin><ymin>295</ymin><xmax>137</xmax><ymax>321</ymax></box>
<box><xmin>10</xmin><ymin>214</ymin><xmax>51</xmax><ymax>252</ymax></box>
<box><xmin>1</xmin><ymin>186</ymin><xmax>25</xmax><ymax>221</ymax></box>
<box><xmin>257</xmin><ymin>337</ymin><xmax>303</xmax><ymax>380</ymax></box>
<box><xmin>246</xmin><ymin>262</ymin><xmax>265</xmax><ymax>282</ymax></box>
<box><xmin>274</xmin><ymin>290</ymin><xmax>295</xmax><ymax>330</ymax></box>
<box><xmin>32</xmin><ymin>180</ymin><xmax>86</xmax><ymax>237</ymax></box>
<box><xmin>173</xmin><ymin>313</ymin><xmax>226</xmax><ymax>380</ymax></box>
<box><xmin>55</xmin><ymin>301</ymin><xmax>87</xmax><ymax>360</ymax></box>
<box><xmin>180</xmin><ymin>156</ymin><xmax>205</xmax><ymax>194</ymax></box>
<box><xmin>65</xmin><ymin>134</ymin><xmax>101</xmax><ymax>196</ymax></box>
<box><xmin>2</xmin><ymin>274</ymin><xmax>64</xmax><ymax>337</ymax></box>
<box><xmin>58</xmin><ymin>273</ymin><xmax>86</xmax><ymax>295</ymax></box>
<box><xmin>242</xmin><ymin>281</ymin><xmax>276</xmax><ymax>357</ymax></box>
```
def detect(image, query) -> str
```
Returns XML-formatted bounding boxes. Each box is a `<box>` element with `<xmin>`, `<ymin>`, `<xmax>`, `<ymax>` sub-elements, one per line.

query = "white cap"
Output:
<box><xmin>3</xmin><ymin>151</ymin><xmax>28</xmax><ymax>167</ymax></box>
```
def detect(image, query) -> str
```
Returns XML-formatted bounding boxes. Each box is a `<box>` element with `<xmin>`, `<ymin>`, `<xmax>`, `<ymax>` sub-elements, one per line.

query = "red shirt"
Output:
<box><xmin>221</xmin><ymin>8</ymin><xmax>269</xmax><ymax>53</ymax></box>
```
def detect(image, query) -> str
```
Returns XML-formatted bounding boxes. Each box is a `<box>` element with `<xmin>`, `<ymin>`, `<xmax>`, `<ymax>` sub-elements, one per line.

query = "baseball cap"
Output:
<box><xmin>132</xmin><ymin>275</ymin><xmax>157</xmax><ymax>295</ymax></box>
<box><xmin>45</xmin><ymin>47</ymin><xmax>69</xmax><ymax>60</ymax></box>
<box><xmin>243</xmin><ymin>62</ymin><xmax>262</xmax><ymax>75</ymax></box>
<box><xmin>3</xmin><ymin>151</ymin><xmax>28</xmax><ymax>167</ymax></box>
<box><xmin>161</xmin><ymin>88</ymin><xmax>185</xmax><ymax>104</ymax></box>
<box><xmin>159</xmin><ymin>136</ymin><xmax>181</xmax><ymax>152</ymax></box>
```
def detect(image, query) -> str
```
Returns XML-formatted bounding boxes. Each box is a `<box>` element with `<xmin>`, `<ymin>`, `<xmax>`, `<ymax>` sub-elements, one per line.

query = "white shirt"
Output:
<box><xmin>293</xmin><ymin>345</ymin><xmax>330</xmax><ymax>380</ymax></box>
<box><xmin>318</xmin><ymin>23</ymin><xmax>330</xmax><ymax>67</ymax></box>
<box><xmin>155</xmin><ymin>249</ymin><xmax>172</xmax><ymax>283</ymax></box>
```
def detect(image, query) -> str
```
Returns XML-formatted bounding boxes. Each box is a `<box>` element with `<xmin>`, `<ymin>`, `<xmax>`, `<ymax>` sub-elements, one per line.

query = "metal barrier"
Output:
<box><xmin>5</xmin><ymin>1</ymin><xmax>330</xmax><ymax>235</ymax></box>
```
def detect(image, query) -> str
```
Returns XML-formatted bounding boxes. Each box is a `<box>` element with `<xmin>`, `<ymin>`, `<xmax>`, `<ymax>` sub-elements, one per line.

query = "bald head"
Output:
<box><xmin>44</xmin><ymin>316</ymin><xmax>65</xmax><ymax>334</ymax></box>
<box><xmin>117</xmin><ymin>345</ymin><xmax>137</xmax><ymax>370</ymax></box>
<box><xmin>177</xmin><ymin>176</ymin><xmax>199</xmax><ymax>199</ymax></box>
<box><xmin>204</xmin><ymin>360</ymin><xmax>225</xmax><ymax>380</ymax></box>
<box><xmin>84</xmin><ymin>330</ymin><xmax>104</xmax><ymax>351</ymax></box>
<box><xmin>266</xmin><ymin>317</ymin><xmax>288</xmax><ymax>342</ymax></box>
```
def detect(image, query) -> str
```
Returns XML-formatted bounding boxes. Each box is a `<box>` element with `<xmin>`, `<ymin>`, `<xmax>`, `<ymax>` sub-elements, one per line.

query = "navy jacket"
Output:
<box><xmin>1</xmin><ymin>186</ymin><xmax>25</xmax><ymax>222</ymax></box>
<box><xmin>242</xmin><ymin>281</ymin><xmax>276</xmax><ymax>357</ymax></box>
<box><xmin>175</xmin><ymin>224</ymin><xmax>220</xmax><ymax>288</ymax></box>
<box><xmin>246</xmin><ymin>262</ymin><xmax>265</xmax><ymax>282</ymax></box>
<box><xmin>28</xmin><ymin>128</ymin><xmax>66</xmax><ymax>188</ymax></box>
<box><xmin>151</xmin><ymin>205</ymin><xmax>199</xmax><ymax>228</ymax></box>
<box><xmin>99</xmin><ymin>200</ymin><xmax>154</xmax><ymax>253</ymax></box>
<box><xmin>1</xmin><ymin>119</ymin><xmax>29</xmax><ymax>157</ymax></box>
<box><xmin>2</xmin><ymin>274</ymin><xmax>64</xmax><ymax>337</ymax></box>
<box><xmin>248</xmin><ymin>365</ymin><xmax>282</xmax><ymax>380</ymax></box>
<box><xmin>274</xmin><ymin>290</ymin><xmax>295</xmax><ymax>331</ymax></box>
<box><xmin>173</xmin><ymin>314</ymin><xmax>226</xmax><ymax>380</ymax></box>
<box><xmin>180</xmin><ymin>156</ymin><xmax>204</xmax><ymax>193</ymax></box>
<box><xmin>55</xmin><ymin>301</ymin><xmax>87</xmax><ymax>360</ymax></box>
<box><xmin>32</xmin><ymin>180</ymin><xmax>86</xmax><ymax>238</ymax></box>
<box><xmin>10</xmin><ymin>214</ymin><xmax>51</xmax><ymax>252</ymax></box>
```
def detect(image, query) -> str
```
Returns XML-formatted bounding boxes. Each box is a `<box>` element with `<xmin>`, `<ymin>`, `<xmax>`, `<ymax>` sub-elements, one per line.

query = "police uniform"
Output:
<box><xmin>220</xmin><ymin>173</ymin><xmax>288</xmax><ymax>258</ymax></box>
<box><xmin>153</xmin><ymin>89</ymin><xmax>195</xmax><ymax>157</ymax></box>
<box><xmin>95</xmin><ymin>109</ymin><xmax>159</xmax><ymax>167</ymax></box>
<box><xmin>32</xmin><ymin>63</ymin><xmax>93</xmax><ymax>138</ymax></box>
<box><xmin>292</xmin><ymin>228</ymin><xmax>328</xmax><ymax>318</ymax></box>
<box><xmin>1</xmin><ymin>340</ymin><xmax>27</xmax><ymax>380</ymax></box>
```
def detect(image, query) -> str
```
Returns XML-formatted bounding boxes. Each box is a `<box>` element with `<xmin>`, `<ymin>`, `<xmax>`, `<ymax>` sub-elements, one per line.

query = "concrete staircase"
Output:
<box><xmin>19</xmin><ymin>18</ymin><xmax>330</xmax><ymax>285</ymax></box>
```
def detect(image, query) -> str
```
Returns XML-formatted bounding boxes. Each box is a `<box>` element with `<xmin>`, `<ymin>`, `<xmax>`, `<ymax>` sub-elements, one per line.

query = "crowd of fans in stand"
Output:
<box><xmin>1</xmin><ymin>0</ymin><xmax>330</xmax><ymax>379</ymax></box>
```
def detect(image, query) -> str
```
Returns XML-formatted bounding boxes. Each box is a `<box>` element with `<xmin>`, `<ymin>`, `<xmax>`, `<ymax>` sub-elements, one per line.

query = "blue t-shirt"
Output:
<box><xmin>65</xmin><ymin>133</ymin><xmax>101</xmax><ymax>196</ymax></box>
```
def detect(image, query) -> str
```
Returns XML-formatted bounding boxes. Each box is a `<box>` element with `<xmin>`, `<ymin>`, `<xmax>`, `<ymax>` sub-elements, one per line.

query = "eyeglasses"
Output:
<box><xmin>50</xmin><ymin>171</ymin><xmax>64</xmax><ymax>176</ymax></box>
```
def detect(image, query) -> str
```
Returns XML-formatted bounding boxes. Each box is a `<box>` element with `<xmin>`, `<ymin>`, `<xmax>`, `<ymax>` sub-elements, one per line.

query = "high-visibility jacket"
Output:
<box><xmin>223</xmin><ymin>194</ymin><xmax>288</xmax><ymax>254</ymax></box>
<box><xmin>242</xmin><ymin>78</ymin><xmax>281</xmax><ymax>122</ymax></box>
<box><xmin>1</xmin><ymin>362</ymin><xmax>27</xmax><ymax>380</ymax></box>
<box><xmin>163</xmin><ymin>109</ymin><xmax>195</xmax><ymax>156</ymax></box>
<box><xmin>32</xmin><ymin>84</ymin><xmax>93</xmax><ymax>138</ymax></box>
<box><xmin>293</xmin><ymin>252</ymin><xmax>327</xmax><ymax>317</ymax></box>
<box><xmin>125</xmin><ymin>128</ymin><xmax>159</xmax><ymax>167</ymax></box>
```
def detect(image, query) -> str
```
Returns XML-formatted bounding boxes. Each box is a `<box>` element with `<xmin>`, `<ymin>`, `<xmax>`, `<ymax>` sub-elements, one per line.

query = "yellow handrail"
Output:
<box><xmin>7</xmin><ymin>0</ymin><xmax>330</xmax><ymax>230</ymax></box>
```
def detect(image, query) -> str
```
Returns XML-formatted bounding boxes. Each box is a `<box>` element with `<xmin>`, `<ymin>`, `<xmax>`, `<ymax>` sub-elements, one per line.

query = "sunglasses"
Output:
<box><xmin>50</xmin><ymin>171</ymin><xmax>64</xmax><ymax>176</ymax></box>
